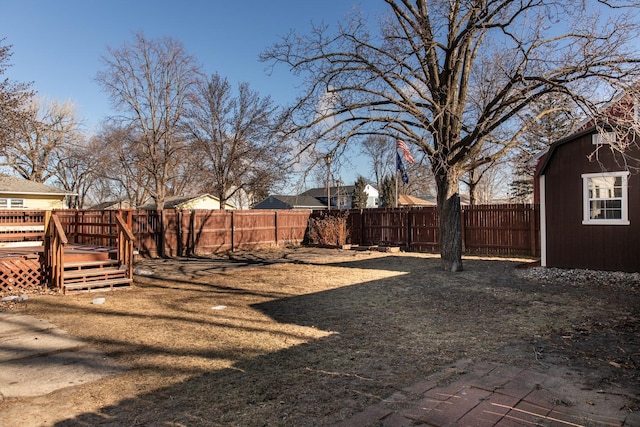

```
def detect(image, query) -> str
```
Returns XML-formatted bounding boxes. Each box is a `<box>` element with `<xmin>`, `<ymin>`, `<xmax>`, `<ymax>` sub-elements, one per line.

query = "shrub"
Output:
<box><xmin>307</xmin><ymin>211</ymin><xmax>349</xmax><ymax>246</ymax></box>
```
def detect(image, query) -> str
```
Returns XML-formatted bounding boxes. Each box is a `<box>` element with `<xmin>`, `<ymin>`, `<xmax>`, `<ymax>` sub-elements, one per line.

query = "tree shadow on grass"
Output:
<box><xmin>42</xmin><ymin>256</ymin><xmax>637</xmax><ymax>426</ymax></box>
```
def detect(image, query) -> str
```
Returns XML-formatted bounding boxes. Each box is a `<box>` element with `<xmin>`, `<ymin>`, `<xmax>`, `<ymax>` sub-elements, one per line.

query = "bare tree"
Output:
<box><xmin>184</xmin><ymin>73</ymin><xmax>289</xmax><ymax>209</ymax></box>
<box><xmin>263</xmin><ymin>0</ymin><xmax>640</xmax><ymax>271</ymax></box>
<box><xmin>93</xmin><ymin>124</ymin><xmax>152</xmax><ymax>208</ymax></box>
<box><xmin>0</xmin><ymin>39</ymin><xmax>34</xmax><ymax>145</ymax></box>
<box><xmin>360</xmin><ymin>135</ymin><xmax>395</xmax><ymax>189</ymax></box>
<box><xmin>53</xmin><ymin>133</ymin><xmax>113</xmax><ymax>209</ymax></box>
<box><xmin>96</xmin><ymin>32</ymin><xmax>202</xmax><ymax>210</ymax></box>
<box><xmin>403</xmin><ymin>162</ymin><xmax>435</xmax><ymax>198</ymax></box>
<box><xmin>2</xmin><ymin>97</ymin><xmax>81</xmax><ymax>183</ymax></box>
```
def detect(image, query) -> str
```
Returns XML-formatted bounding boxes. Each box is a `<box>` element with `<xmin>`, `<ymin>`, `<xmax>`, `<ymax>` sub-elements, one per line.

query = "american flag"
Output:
<box><xmin>396</xmin><ymin>139</ymin><xmax>415</xmax><ymax>163</ymax></box>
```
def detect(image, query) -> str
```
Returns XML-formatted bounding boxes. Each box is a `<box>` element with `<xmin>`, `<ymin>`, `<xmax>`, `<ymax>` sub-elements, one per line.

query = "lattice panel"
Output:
<box><xmin>0</xmin><ymin>258</ymin><xmax>43</xmax><ymax>291</ymax></box>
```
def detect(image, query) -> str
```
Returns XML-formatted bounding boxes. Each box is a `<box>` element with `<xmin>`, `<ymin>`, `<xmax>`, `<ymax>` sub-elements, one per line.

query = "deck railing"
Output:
<box><xmin>43</xmin><ymin>212</ymin><xmax>68</xmax><ymax>289</ymax></box>
<box><xmin>115</xmin><ymin>212</ymin><xmax>135</xmax><ymax>280</ymax></box>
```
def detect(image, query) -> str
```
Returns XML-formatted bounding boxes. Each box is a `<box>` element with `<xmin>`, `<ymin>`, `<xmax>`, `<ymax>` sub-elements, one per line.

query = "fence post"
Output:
<box><xmin>189</xmin><ymin>210</ymin><xmax>195</xmax><ymax>256</ymax></box>
<box><xmin>231</xmin><ymin>210</ymin><xmax>235</xmax><ymax>252</ymax></box>
<box><xmin>407</xmin><ymin>209</ymin><xmax>412</xmax><ymax>250</ymax></box>
<box><xmin>74</xmin><ymin>209</ymin><xmax>79</xmax><ymax>244</ymax></box>
<box><xmin>274</xmin><ymin>211</ymin><xmax>279</xmax><ymax>247</ymax></box>
<box><xmin>176</xmin><ymin>210</ymin><xmax>183</xmax><ymax>256</ymax></box>
<box><xmin>460</xmin><ymin>206</ymin><xmax>466</xmax><ymax>253</ymax></box>
<box><xmin>529</xmin><ymin>204</ymin><xmax>536</xmax><ymax>256</ymax></box>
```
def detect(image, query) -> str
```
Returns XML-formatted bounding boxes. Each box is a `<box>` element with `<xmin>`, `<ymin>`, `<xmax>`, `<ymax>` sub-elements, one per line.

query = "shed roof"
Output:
<box><xmin>536</xmin><ymin>125</ymin><xmax>598</xmax><ymax>177</ymax></box>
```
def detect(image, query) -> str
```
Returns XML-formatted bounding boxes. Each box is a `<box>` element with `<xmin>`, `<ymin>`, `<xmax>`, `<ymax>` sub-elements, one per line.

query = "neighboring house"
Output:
<box><xmin>89</xmin><ymin>200</ymin><xmax>133</xmax><ymax>210</ymax></box>
<box><xmin>397</xmin><ymin>194</ymin><xmax>436</xmax><ymax>207</ymax></box>
<box><xmin>0</xmin><ymin>175</ymin><xmax>73</xmax><ymax>209</ymax></box>
<box><xmin>300</xmin><ymin>184</ymin><xmax>379</xmax><ymax>209</ymax></box>
<box><xmin>406</xmin><ymin>193</ymin><xmax>471</xmax><ymax>206</ymax></box>
<box><xmin>536</xmin><ymin>125</ymin><xmax>640</xmax><ymax>272</ymax></box>
<box><xmin>253</xmin><ymin>195</ymin><xmax>327</xmax><ymax>210</ymax></box>
<box><xmin>139</xmin><ymin>194</ymin><xmax>235</xmax><ymax>210</ymax></box>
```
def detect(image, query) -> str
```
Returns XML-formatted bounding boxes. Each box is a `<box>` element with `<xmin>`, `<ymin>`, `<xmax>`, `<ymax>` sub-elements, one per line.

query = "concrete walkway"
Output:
<box><xmin>337</xmin><ymin>359</ymin><xmax>639</xmax><ymax>426</ymax></box>
<box><xmin>0</xmin><ymin>313</ymin><xmax>122</xmax><ymax>399</ymax></box>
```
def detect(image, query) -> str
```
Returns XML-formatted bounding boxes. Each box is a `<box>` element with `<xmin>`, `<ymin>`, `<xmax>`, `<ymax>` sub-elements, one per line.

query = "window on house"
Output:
<box><xmin>10</xmin><ymin>199</ymin><xmax>24</xmax><ymax>208</ymax></box>
<box><xmin>0</xmin><ymin>198</ymin><xmax>25</xmax><ymax>209</ymax></box>
<box><xmin>582</xmin><ymin>171</ymin><xmax>629</xmax><ymax>225</ymax></box>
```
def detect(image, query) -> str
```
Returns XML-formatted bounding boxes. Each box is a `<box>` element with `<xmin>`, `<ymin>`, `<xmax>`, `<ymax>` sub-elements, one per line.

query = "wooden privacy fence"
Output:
<box><xmin>132</xmin><ymin>209</ymin><xmax>311</xmax><ymax>257</ymax></box>
<box><xmin>320</xmin><ymin>203</ymin><xmax>540</xmax><ymax>257</ymax></box>
<box><xmin>1</xmin><ymin>204</ymin><xmax>539</xmax><ymax>264</ymax></box>
<box><xmin>46</xmin><ymin>209</ymin><xmax>309</xmax><ymax>257</ymax></box>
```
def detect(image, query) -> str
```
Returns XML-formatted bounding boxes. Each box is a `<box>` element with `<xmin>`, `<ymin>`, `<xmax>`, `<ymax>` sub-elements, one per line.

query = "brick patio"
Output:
<box><xmin>336</xmin><ymin>360</ymin><xmax>639</xmax><ymax>426</ymax></box>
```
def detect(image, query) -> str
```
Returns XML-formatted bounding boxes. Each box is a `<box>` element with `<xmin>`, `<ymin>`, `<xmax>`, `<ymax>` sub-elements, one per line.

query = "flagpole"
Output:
<box><xmin>395</xmin><ymin>165</ymin><xmax>399</xmax><ymax>208</ymax></box>
<box><xmin>394</xmin><ymin>140</ymin><xmax>398</xmax><ymax>208</ymax></box>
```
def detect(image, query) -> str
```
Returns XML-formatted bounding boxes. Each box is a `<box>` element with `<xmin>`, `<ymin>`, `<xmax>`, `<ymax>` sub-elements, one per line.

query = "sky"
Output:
<box><xmin>1</xmin><ymin>0</ymin><xmax>387</xmax><ymax>187</ymax></box>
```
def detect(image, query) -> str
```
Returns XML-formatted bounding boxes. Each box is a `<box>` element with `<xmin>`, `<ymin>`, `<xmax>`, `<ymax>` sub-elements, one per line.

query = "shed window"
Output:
<box><xmin>591</xmin><ymin>132</ymin><xmax>616</xmax><ymax>145</ymax></box>
<box><xmin>582</xmin><ymin>171</ymin><xmax>629</xmax><ymax>225</ymax></box>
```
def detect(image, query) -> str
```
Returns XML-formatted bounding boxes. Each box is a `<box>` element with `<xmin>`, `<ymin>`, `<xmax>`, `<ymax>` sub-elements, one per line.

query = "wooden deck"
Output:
<box><xmin>0</xmin><ymin>244</ymin><xmax>119</xmax><ymax>293</ymax></box>
<box><xmin>1</xmin><ymin>210</ymin><xmax>135</xmax><ymax>294</ymax></box>
<box><xmin>0</xmin><ymin>244</ymin><xmax>117</xmax><ymax>260</ymax></box>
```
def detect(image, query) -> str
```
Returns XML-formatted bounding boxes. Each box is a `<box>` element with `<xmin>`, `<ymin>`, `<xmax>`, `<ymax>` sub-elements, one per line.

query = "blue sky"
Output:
<box><xmin>1</xmin><ymin>0</ymin><xmax>389</xmax><ymax>187</ymax></box>
<box><xmin>1</xmin><ymin>1</ymin><xmax>383</xmax><ymax>130</ymax></box>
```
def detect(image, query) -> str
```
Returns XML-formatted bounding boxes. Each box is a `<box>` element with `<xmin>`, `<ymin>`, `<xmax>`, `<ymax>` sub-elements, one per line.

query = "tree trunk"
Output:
<box><xmin>468</xmin><ymin>182</ymin><xmax>478</xmax><ymax>205</ymax></box>
<box><xmin>436</xmin><ymin>171</ymin><xmax>463</xmax><ymax>272</ymax></box>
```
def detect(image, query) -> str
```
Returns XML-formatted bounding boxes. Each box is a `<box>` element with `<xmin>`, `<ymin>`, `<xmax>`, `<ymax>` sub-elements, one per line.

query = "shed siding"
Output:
<box><xmin>543</xmin><ymin>132</ymin><xmax>640</xmax><ymax>272</ymax></box>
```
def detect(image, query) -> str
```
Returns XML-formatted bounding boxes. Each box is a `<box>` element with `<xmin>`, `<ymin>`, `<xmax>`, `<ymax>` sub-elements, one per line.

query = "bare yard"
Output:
<box><xmin>1</xmin><ymin>248</ymin><xmax>638</xmax><ymax>426</ymax></box>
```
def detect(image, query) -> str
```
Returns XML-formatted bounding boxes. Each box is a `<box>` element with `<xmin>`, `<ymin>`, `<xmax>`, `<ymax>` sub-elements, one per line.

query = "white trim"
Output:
<box><xmin>581</xmin><ymin>171</ymin><xmax>630</xmax><ymax>225</ymax></box>
<box><xmin>0</xmin><ymin>191</ymin><xmax>71</xmax><ymax>196</ymax></box>
<box><xmin>0</xmin><ymin>197</ymin><xmax>25</xmax><ymax>209</ymax></box>
<box><xmin>539</xmin><ymin>175</ymin><xmax>547</xmax><ymax>267</ymax></box>
<box><xmin>591</xmin><ymin>132</ymin><xmax>616</xmax><ymax>145</ymax></box>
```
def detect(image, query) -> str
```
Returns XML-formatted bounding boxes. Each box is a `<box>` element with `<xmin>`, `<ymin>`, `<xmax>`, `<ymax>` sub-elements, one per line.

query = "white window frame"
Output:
<box><xmin>10</xmin><ymin>199</ymin><xmax>24</xmax><ymax>208</ymax></box>
<box><xmin>0</xmin><ymin>198</ymin><xmax>25</xmax><ymax>209</ymax></box>
<box><xmin>582</xmin><ymin>171</ymin><xmax>629</xmax><ymax>225</ymax></box>
<box><xmin>592</xmin><ymin>132</ymin><xmax>616</xmax><ymax>145</ymax></box>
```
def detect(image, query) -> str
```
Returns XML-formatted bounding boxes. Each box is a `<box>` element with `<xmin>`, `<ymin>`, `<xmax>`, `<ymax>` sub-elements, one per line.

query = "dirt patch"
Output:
<box><xmin>1</xmin><ymin>248</ymin><xmax>638</xmax><ymax>426</ymax></box>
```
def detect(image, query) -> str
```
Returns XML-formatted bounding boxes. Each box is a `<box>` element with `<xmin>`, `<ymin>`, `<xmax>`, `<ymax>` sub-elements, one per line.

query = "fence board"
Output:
<box><xmin>335</xmin><ymin>204</ymin><xmax>539</xmax><ymax>256</ymax></box>
<box><xmin>0</xmin><ymin>205</ymin><xmax>539</xmax><ymax>261</ymax></box>
<box><xmin>128</xmin><ymin>209</ymin><xmax>310</xmax><ymax>256</ymax></box>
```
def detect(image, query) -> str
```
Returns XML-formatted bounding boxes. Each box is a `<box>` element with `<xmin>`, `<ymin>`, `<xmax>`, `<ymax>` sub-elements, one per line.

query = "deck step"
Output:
<box><xmin>64</xmin><ymin>259</ymin><xmax>119</xmax><ymax>270</ymax></box>
<box><xmin>64</xmin><ymin>267</ymin><xmax>127</xmax><ymax>282</ymax></box>
<box><xmin>63</xmin><ymin>278</ymin><xmax>133</xmax><ymax>294</ymax></box>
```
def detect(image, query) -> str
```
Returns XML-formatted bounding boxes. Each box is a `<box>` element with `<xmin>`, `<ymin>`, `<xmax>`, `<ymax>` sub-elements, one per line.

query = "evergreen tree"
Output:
<box><xmin>509</xmin><ymin>95</ymin><xmax>579</xmax><ymax>202</ymax></box>
<box><xmin>351</xmin><ymin>176</ymin><xmax>368</xmax><ymax>208</ymax></box>
<box><xmin>379</xmin><ymin>175</ymin><xmax>396</xmax><ymax>208</ymax></box>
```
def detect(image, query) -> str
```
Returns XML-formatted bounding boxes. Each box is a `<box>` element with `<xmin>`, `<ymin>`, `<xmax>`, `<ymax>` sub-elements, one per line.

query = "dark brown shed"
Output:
<box><xmin>537</xmin><ymin>125</ymin><xmax>640</xmax><ymax>272</ymax></box>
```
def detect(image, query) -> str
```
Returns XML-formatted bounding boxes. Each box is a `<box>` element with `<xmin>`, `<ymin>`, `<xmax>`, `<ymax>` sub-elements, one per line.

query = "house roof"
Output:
<box><xmin>88</xmin><ymin>200</ymin><xmax>132</xmax><ymax>210</ymax></box>
<box><xmin>300</xmin><ymin>185</ymin><xmax>356</xmax><ymax>198</ymax></box>
<box><xmin>254</xmin><ymin>195</ymin><xmax>327</xmax><ymax>209</ymax></box>
<box><xmin>398</xmin><ymin>194</ymin><xmax>436</xmax><ymax>206</ymax></box>
<box><xmin>0</xmin><ymin>174</ymin><xmax>73</xmax><ymax>196</ymax></box>
<box><xmin>140</xmin><ymin>194</ymin><xmax>235</xmax><ymax>209</ymax></box>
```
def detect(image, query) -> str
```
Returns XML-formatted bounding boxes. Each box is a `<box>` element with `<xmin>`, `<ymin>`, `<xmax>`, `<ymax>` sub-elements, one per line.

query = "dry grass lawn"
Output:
<box><xmin>1</xmin><ymin>247</ymin><xmax>638</xmax><ymax>426</ymax></box>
